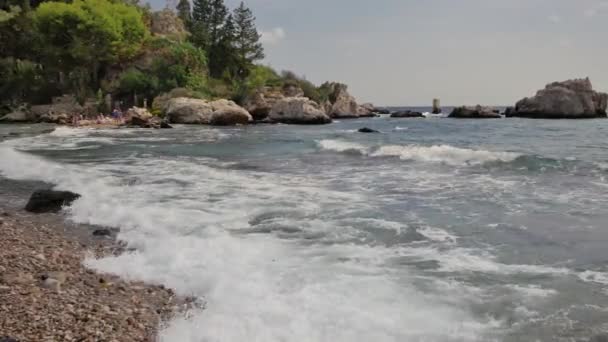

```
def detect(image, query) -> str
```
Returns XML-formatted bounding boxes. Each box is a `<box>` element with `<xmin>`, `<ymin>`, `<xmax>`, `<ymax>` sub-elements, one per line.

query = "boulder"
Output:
<box><xmin>269</xmin><ymin>97</ymin><xmax>332</xmax><ymax>124</ymax></box>
<box><xmin>327</xmin><ymin>83</ymin><xmax>359</xmax><ymax>118</ymax></box>
<box><xmin>510</xmin><ymin>78</ymin><xmax>608</xmax><ymax>119</ymax></box>
<box><xmin>391</xmin><ymin>110</ymin><xmax>425</xmax><ymax>118</ymax></box>
<box><xmin>244</xmin><ymin>92</ymin><xmax>272</xmax><ymax>120</ymax></box>
<box><xmin>25</xmin><ymin>190</ymin><xmax>81</xmax><ymax>213</ymax></box>
<box><xmin>358</xmin><ymin>127</ymin><xmax>379</xmax><ymax>133</ymax></box>
<box><xmin>0</xmin><ymin>110</ymin><xmax>32</xmax><ymax>122</ymax></box>
<box><xmin>372</xmin><ymin>107</ymin><xmax>391</xmax><ymax>115</ymax></box>
<box><xmin>449</xmin><ymin>105</ymin><xmax>501</xmax><ymax>119</ymax></box>
<box><xmin>166</xmin><ymin>98</ymin><xmax>213</xmax><ymax>124</ymax></box>
<box><xmin>150</xmin><ymin>9</ymin><xmax>188</xmax><ymax>41</ymax></box>
<box><xmin>208</xmin><ymin>99</ymin><xmax>252</xmax><ymax>126</ymax></box>
<box><xmin>165</xmin><ymin>98</ymin><xmax>251</xmax><ymax>125</ymax></box>
<box><xmin>124</xmin><ymin>107</ymin><xmax>163</xmax><ymax>128</ymax></box>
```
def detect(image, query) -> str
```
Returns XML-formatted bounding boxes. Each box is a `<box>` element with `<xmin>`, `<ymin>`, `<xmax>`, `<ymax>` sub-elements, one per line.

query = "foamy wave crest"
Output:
<box><xmin>317</xmin><ymin>139</ymin><xmax>368</xmax><ymax>154</ymax></box>
<box><xmin>371</xmin><ymin>144</ymin><xmax>521</xmax><ymax>166</ymax></box>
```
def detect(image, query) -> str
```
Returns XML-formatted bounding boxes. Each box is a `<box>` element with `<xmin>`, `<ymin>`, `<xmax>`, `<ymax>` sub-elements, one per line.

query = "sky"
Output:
<box><xmin>152</xmin><ymin>0</ymin><xmax>608</xmax><ymax>106</ymax></box>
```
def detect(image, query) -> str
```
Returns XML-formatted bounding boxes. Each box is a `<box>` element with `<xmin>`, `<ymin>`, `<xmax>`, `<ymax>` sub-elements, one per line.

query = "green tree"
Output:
<box><xmin>190</xmin><ymin>0</ymin><xmax>211</xmax><ymax>49</ymax></box>
<box><xmin>176</xmin><ymin>0</ymin><xmax>191</xmax><ymax>29</ymax></box>
<box><xmin>232</xmin><ymin>1</ymin><xmax>264</xmax><ymax>78</ymax></box>
<box><xmin>34</xmin><ymin>0</ymin><xmax>148</xmax><ymax>93</ymax></box>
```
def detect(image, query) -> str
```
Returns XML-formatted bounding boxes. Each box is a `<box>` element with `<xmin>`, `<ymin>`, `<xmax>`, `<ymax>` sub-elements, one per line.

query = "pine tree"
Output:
<box><xmin>176</xmin><ymin>0</ymin><xmax>191</xmax><ymax>29</ymax></box>
<box><xmin>208</xmin><ymin>13</ymin><xmax>237</xmax><ymax>78</ymax></box>
<box><xmin>190</xmin><ymin>0</ymin><xmax>211</xmax><ymax>49</ymax></box>
<box><xmin>233</xmin><ymin>1</ymin><xmax>264</xmax><ymax>73</ymax></box>
<box><xmin>207</xmin><ymin>0</ymin><xmax>227</xmax><ymax>46</ymax></box>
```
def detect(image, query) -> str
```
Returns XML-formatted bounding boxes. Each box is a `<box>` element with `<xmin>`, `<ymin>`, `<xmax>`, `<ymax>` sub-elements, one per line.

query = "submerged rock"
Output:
<box><xmin>92</xmin><ymin>229</ymin><xmax>112</xmax><ymax>237</ymax></box>
<box><xmin>449</xmin><ymin>105</ymin><xmax>501</xmax><ymax>119</ymax></box>
<box><xmin>358</xmin><ymin>127</ymin><xmax>380</xmax><ymax>133</ymax></box>
<box><xmin>25</xmin><ymin>190</ymin><xmax>81</xmax><ymax>213</ymax></box>
<box><xmin>390</xmin><ymin>110</ymin><xmax>424</xmax><ymax>118</ymax></box>
<box><xmin>510</xmin><ymin>78</ymin><xmax>608</xmax><ymax>119</ymax></box>
<box><xmin>268</xmin><ymin>97</ymin><xmax>332</xmax><ymax>124</ymax></box>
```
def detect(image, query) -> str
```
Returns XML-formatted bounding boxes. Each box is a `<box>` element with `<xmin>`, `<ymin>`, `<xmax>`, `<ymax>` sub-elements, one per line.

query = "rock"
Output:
<box><xmin>372</xmin><ymin>107</ymin><xmax>391</xmax><ymax>115</ymax></box>
<box><xmin>150</xmin><ymin>9</ymin><xmax>188</xmax><ymax>41</ymax></box>
<box><xmin>358</xmin><ymin>127</ymin><xmax>379</xmax><ymax>133</ymax></box>
<box><xmin>0</xmin><ymin>110</ymin><xmax>32</xmax><ymax>123</ymax></box>
<box><xmin>390</xmin><ymin>110</ymin><xmax>425</xmax><ymax>118</ymax></box>
<box><xmin>42</xmin><ymin>271</ymin><xmax>68</xmax><ymax>284</ymax></box>
<box><xmin>327</xmin><ymin>83</ymin><xmax>360</xmax><ymax>118</ymax></box>
<box><xmin>503</xmin><ymin>107</ymin><xmax>516</xmax><ymax>116</ymax></box>
<box><xmin>244</xmin><ymin>92</ymin><xmax>273</xmax><ymax>120</ymax></box>
<box><xmin>282</xmin><ymin>83</ymin><xmax>305</xmax><ymax>98</ymax></box>
<box><xmin>166</xmin><ymin>98</ymin><xmax>252</xmax><ymax>125</ymax></box>
<box><xmin>41</xmin><ymin>278</ymin><xmax>61</xmax><ymax>292</ymax></box>
<box><xmin>92</xmin><ymin>229</ymin><xmax>112</xmax><ymax>237</ymax></box>
<box><xmin>448</xmin><ymin>105</ymin><xmax>501</xmax><ymax>119</ymax></box>
<box><xmin>510</xmin><ymin>78</ymin><xmax>608</xmax><ymax>119</ymax></box>
<box><xmin>25</xmin><ymin>190</ymin><xmax>81</xmax><ymax>213</ymax></box>
<box><xmin>432</xmin><ymin>98</ymin><xmax>442</xmax><ymax>114</ymax></box>
<box><xmin>1</xmin><ymin>272</ymin><xmax>34</xmax><ymax>285</ymax></box>
<box><xmin>269</xmin><ymin>97</ymin><xmax>332</xmax><ymax>124</ymax></box>
<box><xmin>125</xmin><ymin>107</ymin><xmax>160</xmax><ymax>128</ymax></box>
<box><xmin>31</xmin><ymin>95</ymin><xmax>96</xmax><ymax>124</ymax></box>
<box><xmin>160</xmin><ymin>121</ymin><xmax>172</xmax><ymax>129</ymax></box>
<box><xmin>0</xmin><ymin>337</ymin><xmax>19</xmax><ymax>342</ymax></box>
<box><xmin>207</xmin><ymin>99</ymin><xmax>252</xmax><ymax>126</ymax></box>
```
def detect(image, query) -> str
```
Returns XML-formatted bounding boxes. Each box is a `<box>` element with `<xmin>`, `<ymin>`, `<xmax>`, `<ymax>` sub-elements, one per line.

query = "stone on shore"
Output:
<box><xmin>124</xmin><ymin>107</ymin><xmax>165</xmax><ymax>128</ymax></box>
<box><xmin>0</xmin><ymin>109</ymin><xmax>32</xmax><ymax>123</ymax></box>
<box><xmin>449</xmin><ymin>105</ymin><xmax>501</xmax><ymax>119</ymax></box>
<box><xmin>509</xmin><ymin>78</ymin><xmax>608</xmax><ymax>119</ymax></box>
<box><xmin>390</xmin><ymin>110</ymin><xmax>425</xmax><ymax>118</ymax></box>
<box><xmin>268</xmin><ymin>97</ymin><xmax>332</xmax><ymax>124</ymax></box>
<box><xmin>166</xmin><ymin>98</ymin><xmax>252</xmax><ymax>125</ymax></box>
<box><xmin>25</xmin><ymin>190</ymin><xmax>81</xmax><ymax>213</ymax></box>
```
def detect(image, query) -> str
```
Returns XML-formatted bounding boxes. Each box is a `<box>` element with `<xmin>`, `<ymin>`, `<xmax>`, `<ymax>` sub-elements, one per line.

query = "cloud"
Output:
<box><xmin>548</xmin><ymin>14</ymin><xmax>561</xmax><ymax>23</ymax></box>
<box><xmin>260</xmin><ymin>27</ymin><xmax>286</xmax><ymax>45</ymax></box>
<box><xmin>585</xmin><ymin>1</ymin><xmax>608</xmax><ymax>17</ymax></box>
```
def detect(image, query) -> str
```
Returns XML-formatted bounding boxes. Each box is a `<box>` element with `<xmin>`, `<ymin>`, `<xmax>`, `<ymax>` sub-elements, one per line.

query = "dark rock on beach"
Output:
<box><xmin>92</xmin><ymin>229</ymin><xmax>113</xmax><ymax>237</ymax></box>
<box><xmin>358</xmin><ymin>127</ymin><xmax>380</xmax><ymax>133</ymax></box>
<box><xmin>509</xmin><ymin>78</ymin><xmax>608</xmax><ymax>119</ymax></box>
<box><xmin>25</xmin><ymin>190</ymin><xmax>81</xmax><ymax>213</ymax></box>
<box><xmin>390</xmin><ymin>110</ymin><xmax>424</xmax><ymax>118</ymax></box>
<box><xmin>449</xmin><ymin>105</ymin><xmax>501</xmax><ymax>119</ymax></box>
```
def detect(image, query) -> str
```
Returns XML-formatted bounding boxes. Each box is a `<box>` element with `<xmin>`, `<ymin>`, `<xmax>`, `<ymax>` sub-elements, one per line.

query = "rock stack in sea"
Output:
<box><xmin>449</xmin><ymin>105</ymin><xmax>501</xmax><ymax>119</ymax></box>
<box><xmin>508</xmin><ymin>78</ymin><xmax>608</xmax><ymax>119</ymax></box>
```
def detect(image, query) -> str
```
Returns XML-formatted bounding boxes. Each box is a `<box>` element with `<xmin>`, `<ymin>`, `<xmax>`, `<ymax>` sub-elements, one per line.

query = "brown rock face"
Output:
<box><xmin>166</xmin><ymin>98</ymin><xmax>252</xmax><ymax>125</ymax></box>
<box><xmin>511</xmin><ymin>78</ymin><xmax>608</xmax><ymax>119</ymax></box>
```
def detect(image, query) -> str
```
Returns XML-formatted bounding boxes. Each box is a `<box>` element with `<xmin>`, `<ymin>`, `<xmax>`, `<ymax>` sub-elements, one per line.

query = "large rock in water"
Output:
<box><xmin>25</xmin><ymin>190</ymin><xmax>81</xmax><ymax>213</ymax></box>
<box><xmin>325</xmin><ymin>83</ymin><xmax>372</xmax><ymax>118</ymax></box>
<box><xmin>268</xmin><ymin>97</ymin><xmax>332</xmax><ymax>124</ymax></box>
<box><xmin>449</xmin><ymin>105</ymin><xmax>501</xmax><ymax>119</ymax></box>
<box><xmin>510</xmin><ymin>78</ymin><xmax>608</xmax><ymax>119</ymax></box>
<box><xmin>124</xmin><ymin>107</ymin><xmax>170</xmax><ymax>128</ymax></box>
<box><xmin>165</xmin><ymin>98</ymin><xmax>252</xmax><ymax>125</ymax></box>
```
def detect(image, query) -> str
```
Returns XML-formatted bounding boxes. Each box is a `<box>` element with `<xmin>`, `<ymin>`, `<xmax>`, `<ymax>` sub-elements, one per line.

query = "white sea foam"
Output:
<box><xmin>371</xmin><ymin>144</ymin><xmax>521</xmax><ymax>166</ymax></box>
<box><xmin>317</xmin><ymin>139</ymin><xmax>520</xmax><ymax>166</ymax></box>
<box><xmin>0</xmin><ymin>143</ymin><xmax>497</xmax><ymax>342</ymax></box>
<box><xmin>578</xmin><ymin>270</ymin><xmax>608</xmax><ymax>285</ymax></box>
<box><xmin>317</xmin><ymin>139</ymin><xmax>368</xmax><ymax>154</ymax></box>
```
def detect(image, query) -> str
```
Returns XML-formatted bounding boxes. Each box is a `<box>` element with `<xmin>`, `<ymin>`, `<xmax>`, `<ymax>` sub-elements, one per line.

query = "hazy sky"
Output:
<box><xmin>154</xmin><ymin>0</ymin><xmax>608</xmax><ymax>106</ymax></box>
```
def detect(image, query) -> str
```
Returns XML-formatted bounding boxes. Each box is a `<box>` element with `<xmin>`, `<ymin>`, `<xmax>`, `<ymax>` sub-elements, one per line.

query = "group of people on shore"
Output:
<box><xmin>71</xmin><ymin>108</ymin><xmax>124</xmax><ymax>126</ymax></box>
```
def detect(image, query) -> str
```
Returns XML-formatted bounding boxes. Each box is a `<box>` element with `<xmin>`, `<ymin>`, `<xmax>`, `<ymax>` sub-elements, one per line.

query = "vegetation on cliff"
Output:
<box><xmin>0</xmin><ymin>0</ymin><xmax>334</xmax><ymax>116</ymax></box>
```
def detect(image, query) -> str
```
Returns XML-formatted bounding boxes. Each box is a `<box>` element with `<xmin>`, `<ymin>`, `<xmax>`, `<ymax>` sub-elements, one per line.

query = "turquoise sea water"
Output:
<box><xmin>1</xmin><ymin>116</ymin><xmax>608</xmax><ymax>341</ymax></box>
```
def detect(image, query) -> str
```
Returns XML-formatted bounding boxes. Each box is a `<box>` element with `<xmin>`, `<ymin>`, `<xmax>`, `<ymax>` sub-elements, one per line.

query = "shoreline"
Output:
<box><xmin>0</xmin><ymin>197</ymin><xmax>185</xmax><ymax>341</ymax></box>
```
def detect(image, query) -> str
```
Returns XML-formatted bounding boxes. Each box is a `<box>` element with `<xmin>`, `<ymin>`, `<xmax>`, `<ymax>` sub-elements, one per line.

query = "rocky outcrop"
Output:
<box><xmin>150</xmin><ymin>9</ymin><xmax>188</xmax><ymax>41</ymax></box>
<box><xmin>166</xmin><ymin>98</ymin><xmax>252</xmax><ymax>125</ymax></box>
<box><xmin>268</xmin><ymin>97</ymin><xmax>332</xmax><ymax>124</ymax></box>
<box><xmin>282</xmin><ymin>83</ymin><xmax>304</xmax><ymax>98</ymax></box>
<box><xmin>124</xmin><ymin>107</ymin><xmax>171</xmax><ymax>128</ymax></box>
<box><xmin>0</xmin><ymin>109</ymin><xmax>32</xmax><ymax>122</ymax></box>
<box><xmin>25</xmin><ymin>190</ymin><xmax>81</xmax><ymax>213</ymax></box>
<box><xmin>509</xmin><ymin>78</ymin><xmax>608</xmax><ymax>119</ymax></box>
<box><xmin>208</xmin><ymin>99</ymin><xmax>252</xmax><ymax>126</ymax></box>
<box><xmin>325</xmin><ymin>83</ymin><xmax>371</xmax><ymax>118</ymax></box>
<box><xmin>449</xmin><ymin>105</ymin><xmax>501</xmax><ymax>119</ymax></box>
<box><xmin>30</xmin><ymin>95</ymin><xmax>97</xmax><ymax>124</ymax></box>
<box><xmin>391</xmin><ymin>110</ymin><xmax>425</xmax><ymax>118</ymax></box>
<box><xmin>244</xmin><ymin>92</ymin><xmax>273</xmax><ymax>120</ymax></box>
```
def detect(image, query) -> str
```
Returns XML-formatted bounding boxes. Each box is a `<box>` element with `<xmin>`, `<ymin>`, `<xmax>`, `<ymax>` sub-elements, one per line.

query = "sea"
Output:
<box><xmin>1</xmin><ymin>110</ymin><xmax>608</xmax><ymax>341</ymax></box>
